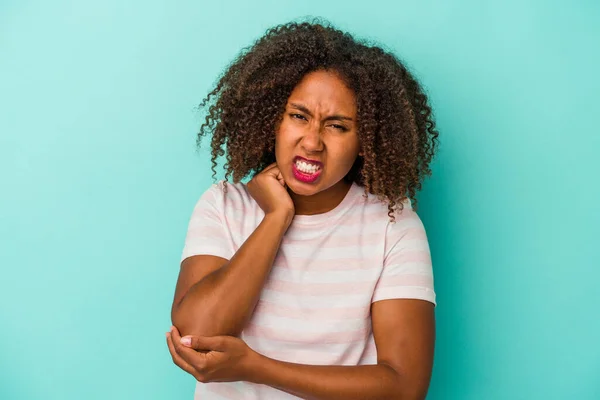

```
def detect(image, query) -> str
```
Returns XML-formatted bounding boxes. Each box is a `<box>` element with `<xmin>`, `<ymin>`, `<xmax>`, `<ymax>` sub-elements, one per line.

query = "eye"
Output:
<box><xmin>290</xmin><ymin>113</ymin><xmax>307</xmax><ymax>121</ymax></box>
<box><xmin>330</xmin><ymin>124</ymin><xmax>348</xmax><ymax>132</ymax></box>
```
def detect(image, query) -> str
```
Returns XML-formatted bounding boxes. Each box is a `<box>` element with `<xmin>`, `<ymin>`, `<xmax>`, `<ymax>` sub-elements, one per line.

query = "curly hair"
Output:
<box><xmin>196</xmin><ymin>19</ymin><xmax>439</xmax><ymax>218</ymax></box>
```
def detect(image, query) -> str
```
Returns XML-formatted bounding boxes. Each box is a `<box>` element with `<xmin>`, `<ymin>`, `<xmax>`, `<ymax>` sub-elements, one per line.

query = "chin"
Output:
<box><xmin>286</xmin><ymin>179</ymin><xmax>323</xmax><ymax>197</ymax></box>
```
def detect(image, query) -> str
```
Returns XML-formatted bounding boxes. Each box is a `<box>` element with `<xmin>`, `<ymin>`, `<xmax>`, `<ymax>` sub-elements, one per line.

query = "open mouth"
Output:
<box><xmin>292</xmin><ymin>156</ymin><xmax>323</xmax><ymax>183</ymax></box>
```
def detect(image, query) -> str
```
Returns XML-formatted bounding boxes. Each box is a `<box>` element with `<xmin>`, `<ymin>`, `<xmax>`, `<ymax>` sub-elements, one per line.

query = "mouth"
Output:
<box><xmin>292</xmin><ymin>156</ymin><xmax>323</xmax><ymax>184</ymax></box>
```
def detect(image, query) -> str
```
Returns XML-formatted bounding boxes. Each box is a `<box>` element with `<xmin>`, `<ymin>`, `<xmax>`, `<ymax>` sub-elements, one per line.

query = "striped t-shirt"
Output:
<box><xmin>180</xmin><ymin>180</ymin><xmax>436</xmax><ymax>399</ymax></box>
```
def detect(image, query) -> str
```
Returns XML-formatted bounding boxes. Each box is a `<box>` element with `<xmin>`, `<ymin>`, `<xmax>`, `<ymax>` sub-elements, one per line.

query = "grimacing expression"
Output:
<box><xmin>275</xmin><ymin>70</ymin><xmax>361</xmax><ymax>196</ymax></box>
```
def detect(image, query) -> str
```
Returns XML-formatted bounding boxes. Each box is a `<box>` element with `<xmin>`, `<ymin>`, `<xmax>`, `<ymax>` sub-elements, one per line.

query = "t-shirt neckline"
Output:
<box><xmin>291</xmin><ymin>182</ymin><xmax>362</xmax><ymax>226</ymax></box>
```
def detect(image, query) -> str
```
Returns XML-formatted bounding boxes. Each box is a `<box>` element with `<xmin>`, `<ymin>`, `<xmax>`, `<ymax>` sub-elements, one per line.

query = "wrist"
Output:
<box><xmin>264</xmin><ymin>209</ymin><xmax>294</xmax><ymax>228</ymax></box>
<box><xmin>244</xmin><ymin>349</ymin><xmax>272</xmax><ymax>384</ymax></box>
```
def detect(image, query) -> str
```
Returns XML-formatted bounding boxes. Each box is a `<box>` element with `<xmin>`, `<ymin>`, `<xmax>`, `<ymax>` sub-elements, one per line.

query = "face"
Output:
<box><xmin>275</xmin><ymin>69</ymin><xmax>361</xmax><ymax>197</ymax></box>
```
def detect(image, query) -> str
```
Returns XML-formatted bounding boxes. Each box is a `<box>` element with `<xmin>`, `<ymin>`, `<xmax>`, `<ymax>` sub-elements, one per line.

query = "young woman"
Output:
<box><xmin>166</xmin><ymin>20</ymin><xmax>439</xmax><ymax>400</ymax></box>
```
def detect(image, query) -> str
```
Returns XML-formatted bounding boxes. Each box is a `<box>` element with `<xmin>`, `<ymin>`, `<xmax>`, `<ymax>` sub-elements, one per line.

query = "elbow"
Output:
<box><xmin>398</xmin><ymin>391</ymin><xmax>427</xmax><ymax>400</ymax></box>
<box><xmin>171</xmin><ymin>303</ymin><xmax>241</xmax><ymax>338</ymax></box>
<box><xmin>391</xmin><ymin>382</ymin><xmax>428</xmax><ymax>400</ymax></box>
<box><xmin>386</xmin><ymin>383</ymin><xmax>426</xmax><ymax>400</ymax></box>
<box><xmin>170</xmin><ymin>304</ymin><xmax>211</xmax><ymax>337</ymax></box>
<box><xmin>399</xmin><ymin>372</ymin><xmax>430</xmax><ymax>400</ymax></box>
<box><xmin>170</xmin><ymin>304</ymin><xmax>193</xmax><ymax>336</ymax></box>
<box><xmin>170</xmin><ymin>299</ymin><xmax>207</xmax><ymax>336</ymax></box>
<box><xmin>381</xmin><ymin>364</ymin><xmax>429</xmax><ymax>400</ymax></box>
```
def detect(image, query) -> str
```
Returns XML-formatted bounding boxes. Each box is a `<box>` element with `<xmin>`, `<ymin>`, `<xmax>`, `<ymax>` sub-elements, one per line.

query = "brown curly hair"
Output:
<box><xmin>197</xmin><ymin>19</ymin><xmax>439</xmax><ymax>217</ymax></box>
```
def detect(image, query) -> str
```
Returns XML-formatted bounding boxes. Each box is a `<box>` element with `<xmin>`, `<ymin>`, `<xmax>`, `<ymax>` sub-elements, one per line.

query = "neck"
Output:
<box><xmin>289</xmin><ymin>180</ymin><xmax>352</xmax><ymax>216</ymax></box>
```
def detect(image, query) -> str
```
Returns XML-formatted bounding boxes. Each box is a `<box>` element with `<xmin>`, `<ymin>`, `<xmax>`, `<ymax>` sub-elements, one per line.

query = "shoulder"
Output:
<box><xmin>355</xmin><ymin>186</ymin><xmax>417</xmax><ymax>222</ymax></box>
<box><xmin>203</xmin><ymin>180</ymin><xmax>257</xmax><ymax>213</ymax></box>
<box><xmin>354</xmin><ymin>187</ymin><xmax>426</xmax><ymax>241</ymax></box>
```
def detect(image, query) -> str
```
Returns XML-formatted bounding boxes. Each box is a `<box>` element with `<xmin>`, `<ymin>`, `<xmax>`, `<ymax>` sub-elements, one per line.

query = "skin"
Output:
<box><xmin>275</xmin><ymin>69</ymin><xmax>362</xmax><ymax>215</ymax></box>
<box><xmin>168</xmin><ymin>70</ymin><xmax>435</xmax><ymax>399</ymax></box>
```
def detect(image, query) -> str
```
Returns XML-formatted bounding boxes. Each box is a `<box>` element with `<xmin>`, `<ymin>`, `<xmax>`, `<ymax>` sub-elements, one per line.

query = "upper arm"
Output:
<box><xmin>372</xmin><ymin>299</ymin><xmax>435</xmax><ymax>400</ymax></box>
<box><xmin>370</xmin><ymin>206</ymin><xmax>436</xmax><ymax>398</ymax></box>
<box><xmin>171</xmin><ymin>183</ymin><xmax>233</xmax><ymax>319</ymax></box>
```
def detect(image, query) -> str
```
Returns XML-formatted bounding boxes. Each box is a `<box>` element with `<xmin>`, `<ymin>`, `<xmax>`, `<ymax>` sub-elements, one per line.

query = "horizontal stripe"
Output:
<box><xmin>272</xmin><ymin>255</ymin><xmax>382</xmax><ymax>271</ymax></box>
<box><xmin>269</xmin><ymin>265</ymin><xmax>381</xmax><ymax>283</ymax></box>
<box><xmin>224</xmin><ymin>207</ymin><xmax>421</xmax><ymax>231</ymax></box>
<box><xmin>263</xmin><ymin>277</ymin><xmax>378</xmax><ymax>296</ymax></box>
<box><xmin>377</xmin><ymin>273</ymin><xmax>434</xmax><ymax>288</ymax></box>
<box><xmin>222</xmin><ymin>223</ymin><xmax>427</xmax><ymax>251</ymax></box>
<box><xmin>259</xmin><ymin>288</ymin><xmax>372</xmax><ymax>308</ymax></box>
<box><xmin>194</xmin><ymin>221</ymin><xmax>427</xmax><ymax>254</ymax></box>
<box><xmin>185</xmin><ymin>224</ymin><xmax>225</xmax><ymax>238</ymax></box>
<box><xmin>264</xmin><ymin>344</ymin><xmax>367</xmax><ymax>365</ymax></box>
<box><xmin>282</xmin><ymin>226</ymin><xmax>426</xmax><ymax>246</ymax></box>
<box><xmin>385</xmin><ymin>249</ymin><xmax>432</xmax><ymax>264</ymax></box>
<box><xmin>243</xmin><ymin>334</ymin><xmax>372</xmax><ymax>356</ymax></box>
<box><xmin>243</xmin><ymin>322</ymin><xmax>371</xmax><ymax>344</ymax></box>
<box><xmin>254</xmin><ymin>299</ymin><xmax>371</xmax><ymax>320</ymax></box>
<box><xmin>274</xmin><ymin>245</ymin><xmax>385</xmax><ymax>261</ymax></box>
<box><xmin>248</xmin><ymin>311</ymin><xmax>369</xmax><ymax>334</ymax></box>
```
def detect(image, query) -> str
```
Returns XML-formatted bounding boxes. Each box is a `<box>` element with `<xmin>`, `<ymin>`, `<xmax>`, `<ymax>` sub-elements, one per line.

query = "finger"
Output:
<box><xmin>265</xmin><ymin>166</ymin><xmax>283</xmax><ymax>180</ymax></box>
<box><xmin>275</xmin><ymin>170</ymin><xmax>287</xmax><ymax>187</ymax></box>
<box><xmin>171</xmin><ymin>326</ymin><xmax>209</xmax><ymax>353</ymax></box>
<box><xmin>171</xmin><ymin>330</ymin><xmax>209</xmax><ymax>370</ymax></box>
<box><xmin>166</xmin><ymin>332</ymin><xmax>198</xmax><ymax>376</ymax></box>
<box><xmin>166</xmin><ymin>332</ymin><xmax>193</xmax><ymax>370</ymax></box>
<box><xmin>182</xmin><ymin>335</ymin><xmax>227</xmax><ymax>352</ymax></box>
<box><xmin>171</xmin><ymin>326</ymin><xmax>204</xmax><ymax>354</ymax></box>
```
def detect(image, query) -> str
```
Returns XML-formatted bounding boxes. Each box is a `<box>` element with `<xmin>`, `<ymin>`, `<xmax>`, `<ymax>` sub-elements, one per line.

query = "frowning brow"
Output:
<box><xmin>289</xmin><ymin>103</ymin><xmax>354</xmax><ymax>121</ymax></box>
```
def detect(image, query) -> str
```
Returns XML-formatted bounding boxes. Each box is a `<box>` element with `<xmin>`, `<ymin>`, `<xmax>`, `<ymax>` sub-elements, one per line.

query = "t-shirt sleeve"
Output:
<box><xmin>372</xmin><ymin>207</ymin><xmax>437</xmax><ymax>306</ymax></box>
<box><xmin>180</xmin><ymin>183</ymin><xmax>234</xmax><ymax>263</ymax></box>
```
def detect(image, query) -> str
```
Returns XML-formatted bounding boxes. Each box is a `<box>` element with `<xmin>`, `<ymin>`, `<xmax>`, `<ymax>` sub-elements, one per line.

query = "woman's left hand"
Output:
<box><xmin>166</xmin><ymin>326</ymin><xmax>257</xmax><ymax>383</ymax></box>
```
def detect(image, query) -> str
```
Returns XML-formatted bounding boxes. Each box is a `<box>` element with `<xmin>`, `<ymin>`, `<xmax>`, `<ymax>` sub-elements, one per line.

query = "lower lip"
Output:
<box><xmin>292</xmin><ymin>163</ymin><xmax>322</xmax><ymax>183</ymax></box>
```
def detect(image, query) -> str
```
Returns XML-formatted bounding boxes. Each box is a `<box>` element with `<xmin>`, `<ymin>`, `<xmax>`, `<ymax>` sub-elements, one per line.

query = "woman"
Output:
<box><xmin>166</xmin><ymin>20</ymin><xmax>439</xmax><ymax>400</ymax></box>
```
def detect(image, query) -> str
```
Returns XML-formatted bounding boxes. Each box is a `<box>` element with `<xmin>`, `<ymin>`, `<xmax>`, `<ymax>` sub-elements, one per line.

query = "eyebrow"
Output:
<box><xmin>289</xmin><ymin>103</ymin><xmax>354</xmax><ymax>122</ymax></box>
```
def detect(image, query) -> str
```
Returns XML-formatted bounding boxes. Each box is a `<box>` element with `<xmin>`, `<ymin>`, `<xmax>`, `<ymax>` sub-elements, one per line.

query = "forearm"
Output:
<box><xmin>250</xmin><ymin>353</ymin><xmax>413</xmax><ymax>400</ymax></box>
<box><xmin>172</xmin><ymin>212</ymin><xmax>290</xmax><ymax>337</ymax></box>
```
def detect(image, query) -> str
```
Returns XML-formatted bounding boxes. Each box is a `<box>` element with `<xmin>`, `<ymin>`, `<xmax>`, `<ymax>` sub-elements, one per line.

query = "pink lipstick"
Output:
<box><xmin>292</xmin><ymin>156</ymin><xmax>323</xmax><ymax>184</ymax></box>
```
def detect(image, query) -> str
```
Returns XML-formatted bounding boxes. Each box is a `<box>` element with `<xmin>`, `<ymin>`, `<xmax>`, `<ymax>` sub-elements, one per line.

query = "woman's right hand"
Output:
<box><xmin>247</xmin><ymin>163</ymin><xmax>295</xmax><ymax>225</ymax></box>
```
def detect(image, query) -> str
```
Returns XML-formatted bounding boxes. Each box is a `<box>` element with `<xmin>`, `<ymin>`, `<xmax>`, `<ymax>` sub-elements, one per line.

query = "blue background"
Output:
<box><xmin>1</xmin><ymin>1</ymin><xmax>598</xmax><ymax>399</ymax></box>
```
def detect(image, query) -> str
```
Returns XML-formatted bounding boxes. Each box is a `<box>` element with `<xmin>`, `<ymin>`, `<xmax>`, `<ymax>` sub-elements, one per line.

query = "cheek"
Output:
<box><xmin>337</xmin><ymin>138</ymin><xmax>361</xmax><ymax>165</ymax></box>
<box><xmin>275</xmin><ymin>124</ymin><xmax>299</xmax><ymax>150</ymax></box>
<box><xmin>274</xmin><ymin>126</ymin><xmax>294</xmax><ymax>161</ymax></box>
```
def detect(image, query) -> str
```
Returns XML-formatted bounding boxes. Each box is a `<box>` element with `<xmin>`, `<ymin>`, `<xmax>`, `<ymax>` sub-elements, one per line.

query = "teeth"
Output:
<box><xmin>295</xmin><ymin>160</ymin><xmax>321</xmax><ymax>174</ymax></box>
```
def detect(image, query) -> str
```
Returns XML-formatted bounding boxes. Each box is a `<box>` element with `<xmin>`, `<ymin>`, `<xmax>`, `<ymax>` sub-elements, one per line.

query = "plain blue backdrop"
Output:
<box><xmin>1</xmin><ymin>1</ymin><xmax>599</xmax><ymax>399</ymax></box>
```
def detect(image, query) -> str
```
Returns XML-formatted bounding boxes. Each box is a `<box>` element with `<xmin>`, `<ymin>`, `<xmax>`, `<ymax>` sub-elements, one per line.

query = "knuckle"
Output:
<box><xmin>193</xmin><ymin>360</ymin><xmax>206</xmax><ymax>372</ymax></box>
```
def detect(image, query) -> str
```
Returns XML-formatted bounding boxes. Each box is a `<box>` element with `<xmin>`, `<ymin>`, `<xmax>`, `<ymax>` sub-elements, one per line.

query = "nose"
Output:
<box><xmin>300</xmin><ymin>125</ymin><xmax>324</xmax><ymax>153</ymax></box>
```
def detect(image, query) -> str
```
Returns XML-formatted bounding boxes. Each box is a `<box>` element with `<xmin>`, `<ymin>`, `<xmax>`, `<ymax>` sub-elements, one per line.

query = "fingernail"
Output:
<box><xmin>180</xmin><ymin>336</ymin><xmax>191</xmax><ymax>346</ymax></box>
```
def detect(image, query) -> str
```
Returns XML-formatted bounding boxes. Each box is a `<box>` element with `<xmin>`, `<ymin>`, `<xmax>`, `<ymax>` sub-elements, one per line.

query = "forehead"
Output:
<box><xmin>287</xmin><ymin>70</ymin><xmax>356</xmax><ymax>115</ymax></box>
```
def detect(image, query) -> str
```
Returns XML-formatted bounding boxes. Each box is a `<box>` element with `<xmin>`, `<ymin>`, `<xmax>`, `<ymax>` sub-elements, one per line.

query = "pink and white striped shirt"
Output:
<box><xmin>180</xmin><ymin>180</ymin><xmax>436</xmax><ymax>399</ymax></box>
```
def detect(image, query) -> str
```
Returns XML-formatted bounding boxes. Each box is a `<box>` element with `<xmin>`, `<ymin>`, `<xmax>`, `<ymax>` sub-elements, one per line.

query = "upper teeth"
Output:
<box><xmin>296</xmin><ymin>160</ymin><xmax>320</xmax><ymax>174</ymax></box>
